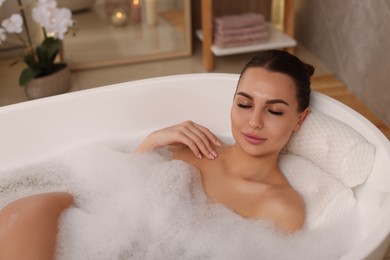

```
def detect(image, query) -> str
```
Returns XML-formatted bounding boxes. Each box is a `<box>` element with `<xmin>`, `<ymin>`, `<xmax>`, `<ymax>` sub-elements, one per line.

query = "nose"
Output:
<box><xmin>249</xmin><ymin>109</ymin><xmax>264</xmax><ymax>129</ymax></box>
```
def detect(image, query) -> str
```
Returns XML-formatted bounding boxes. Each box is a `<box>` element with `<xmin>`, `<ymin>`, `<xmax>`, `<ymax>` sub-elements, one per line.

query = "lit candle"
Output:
<box><xmin>145</xmin><ymin>0</ymin><xmax>157</xmax><ymax>26</ymax></box>
<box><xmin>131</xmin><ymin>0</ymin><xmax>141</xmax><ymax>23</ymax></box>
<box><xmin>111</xmin><ymin>8</ymin><xmax>128</xmax><ymax>26</ymax></box>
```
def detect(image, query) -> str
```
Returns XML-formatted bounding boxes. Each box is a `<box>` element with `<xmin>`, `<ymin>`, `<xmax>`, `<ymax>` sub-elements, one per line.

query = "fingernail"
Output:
<box><xmin>197</xmin><ymin>153</ymin><xmax>203</xmax><ymax>159</ymax></box>
<box><xmin>211</xmin><ymin>150</ymin><xmax>217</xmax><ymax>158</ymax></box>
<box><xmin>208</xmin><ymin>153</ymin><xmax>215</xmax><ymax>160</ymax></box>
<box><xmin>216</xmin><ymin>140</ymin><xmax>222</xmax><ymax>147</ymax></box>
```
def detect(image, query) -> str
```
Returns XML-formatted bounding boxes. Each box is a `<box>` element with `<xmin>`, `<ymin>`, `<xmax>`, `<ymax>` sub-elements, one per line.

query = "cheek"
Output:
<box><xmin>268</xmin><ymin>116</ymin><xmax>299</xmax><ymax>139</ymax></box>
<box><xmin>230</xmin><ymin>108</ymin><xmax>245</xmax><ymax>140</ymax></box>
<box><xmin>230</xmin><ymin>107</ymin><xmax>239</xmax><ymax>127</ymax></box>
<box><xmin>230</xmin><ymin>107</ymin><xmax>248</xmax><ymax>129</ymax></box>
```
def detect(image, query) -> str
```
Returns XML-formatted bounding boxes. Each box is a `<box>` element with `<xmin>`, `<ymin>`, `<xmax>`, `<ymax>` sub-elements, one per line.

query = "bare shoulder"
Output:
<box><xmin>257</xmin><ymin>186</ymin><xmax>305</xmax><ymax>233</ymax></box>
<box><xmin>171</xmin><ymin>145</ymin><xmax>204</xmax><ymax>168</ymax></box>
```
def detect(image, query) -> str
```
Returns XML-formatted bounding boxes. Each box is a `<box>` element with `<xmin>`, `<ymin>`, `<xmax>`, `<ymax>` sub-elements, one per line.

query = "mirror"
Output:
<box><xmin>62</xmin><ymin>0</ymin><xmax>192</xmax><ymax>70</ymax></box>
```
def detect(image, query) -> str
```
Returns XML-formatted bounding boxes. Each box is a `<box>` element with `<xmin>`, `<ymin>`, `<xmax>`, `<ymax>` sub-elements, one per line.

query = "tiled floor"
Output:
<box><xmin>0</xmin><ymin>43</ymin><xmax>331</xmax><ymax>107</ymax></box>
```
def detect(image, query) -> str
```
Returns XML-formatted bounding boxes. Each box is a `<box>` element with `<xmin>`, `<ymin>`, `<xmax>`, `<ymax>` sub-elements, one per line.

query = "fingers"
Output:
<box><xmin>134</xmin><ymin>121</ymin><xmax>223</xmax><ymax>160</ymax></box>
<box><xmin>176</xmin><ymin>121</ymin><xmax>221</xmax><ymax>160</ymax></box>
<box><xmin>193</xmin><ymin>122</ymin><xmax>223</xmax><ymax>147</ymax></box>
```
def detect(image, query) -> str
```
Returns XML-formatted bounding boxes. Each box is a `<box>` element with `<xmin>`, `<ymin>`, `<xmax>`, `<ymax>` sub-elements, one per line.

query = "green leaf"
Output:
<box><xmin>24</xmin><ymin>52</ymin><xmax>41</xmax><ymax>70</ymax></box>
<box><xmin>19</xmin><ymin>67</ymin><xmax>40</xmax><ymax>86</ymax></box>
<box><xmin>36</xmin><ymin>45</ymin><xmax>49</xmax><ymax>68</ymax></box>
<box><xmin>21</xmin><ymin>38</ymin><xmax>63</xmax><ymax>81</ymax></box>
<box><xmin>23</xmin><ymin>53</ymin><xmax>35</xmax><ymax>67</ymax></box>
<box><xmin>42</xmin><ymin>38</ymin><xmax>61</xmax><ymax>64</ymax></box>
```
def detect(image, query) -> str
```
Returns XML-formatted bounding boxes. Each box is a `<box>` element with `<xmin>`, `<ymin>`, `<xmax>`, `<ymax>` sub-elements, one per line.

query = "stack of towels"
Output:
<box><xmin>214</xmin><ymin>13</ymin><xmax>269</xmax><ymax>48</ymax></box>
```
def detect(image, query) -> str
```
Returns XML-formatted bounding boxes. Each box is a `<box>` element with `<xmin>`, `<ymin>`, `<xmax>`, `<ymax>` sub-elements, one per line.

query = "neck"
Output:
<box><xmin>219</xmin><ymin>144</ymin><xmax>280</xmax><ymax>182</ymax></box>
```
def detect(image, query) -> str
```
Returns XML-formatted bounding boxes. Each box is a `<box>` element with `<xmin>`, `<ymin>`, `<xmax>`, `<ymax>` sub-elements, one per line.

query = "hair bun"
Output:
<box><xmin>305</xmin><ymin>63</ymin><xmax>315</xmax><ymax>77</ymax></box>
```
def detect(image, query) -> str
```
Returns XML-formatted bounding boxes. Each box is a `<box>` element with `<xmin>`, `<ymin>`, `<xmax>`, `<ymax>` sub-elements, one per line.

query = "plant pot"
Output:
<box><xmin>24</xmin><ymin>65</ymin><xmax>71</xmax><ymax>100</ymax></box>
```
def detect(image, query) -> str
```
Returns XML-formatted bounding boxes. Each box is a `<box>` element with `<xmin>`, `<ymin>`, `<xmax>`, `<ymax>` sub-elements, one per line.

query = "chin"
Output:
<box><xmin>236</xmin><ymin>140</ymin><xmax>272</xmax><ymax>157</ymax></box>
<box><xmin>237</xmin><ymin>138</ymin><xmax>283</xmax><ymax>158</ymax></box>
<box><xmin>245</xmin><ymin>148</ymin><xmax>275</xmax><ymax>157</ymax></box>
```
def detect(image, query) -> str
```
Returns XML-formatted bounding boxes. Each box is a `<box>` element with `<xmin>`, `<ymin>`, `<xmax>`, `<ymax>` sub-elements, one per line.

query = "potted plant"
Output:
<box><xmin>0</xmin><ymin>0</ymin><xmax>75</xmax><ymax>99</ymax></box>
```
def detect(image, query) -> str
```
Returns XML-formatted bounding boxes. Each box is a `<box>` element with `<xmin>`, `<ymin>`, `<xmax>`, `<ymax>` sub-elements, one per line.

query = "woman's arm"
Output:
<box><xmin>134</xmin><ymin>121</ymin><xmax>222</xmax><ymax>160</ymax></box>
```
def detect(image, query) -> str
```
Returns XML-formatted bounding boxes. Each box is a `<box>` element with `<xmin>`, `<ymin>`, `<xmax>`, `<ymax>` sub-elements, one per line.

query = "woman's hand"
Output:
<box><xmin>134</xmin><ymin>121</ymin><xmax>222</xmax><ymax>159</ymax></box>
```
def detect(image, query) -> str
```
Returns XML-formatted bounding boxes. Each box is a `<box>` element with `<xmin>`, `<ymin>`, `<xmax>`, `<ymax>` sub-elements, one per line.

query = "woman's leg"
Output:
<box><xmin>0</xmin><ymin>192</ymin><xmax>73</xmax><ymax>260</ymax></box>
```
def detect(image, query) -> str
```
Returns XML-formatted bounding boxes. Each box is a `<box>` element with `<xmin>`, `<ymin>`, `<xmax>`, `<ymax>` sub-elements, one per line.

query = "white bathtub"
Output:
<box><xmin>0</xmin><ymin>73</ymin><xmax>389</xmax><ymax>259</ymax></box>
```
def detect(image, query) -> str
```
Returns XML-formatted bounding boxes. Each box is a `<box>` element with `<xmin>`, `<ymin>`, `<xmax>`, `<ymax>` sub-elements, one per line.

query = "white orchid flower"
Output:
<box><xmin>32</xmin><ymin>2</ymin><xmax>73</xmax><ymax>40</ymax></box>
<box><xmin>1</xmin><ymin>13</ymin><xmax>23</xmax><ymax>34</ymax></box>
<box><xmin>0</xmin><ymin>0</ymin><xmax>6</xmax><ymax>8</ymax></box>
<box><xmin>32</xmin><ymin>4</ymin><xmax>53</xmax><ymax>27</ymax></box>
<box><xmin>32</xmin><ymin>0</ymin><xmax>60</xmax><ymax>28</ymax></box>
<box><xmin>50</xmin><ymin>8</ymin><xmax>73</xmax><ymax>39</ymax></box>
<box><xmin>0</xmin><ymin>28</ymin><xmax>6</xmax><ymax>44</ymax></box>
<box><xmin>32</xmin><ymin>1</ymin><xmax>56</xmax><ymax>27</ymax></box>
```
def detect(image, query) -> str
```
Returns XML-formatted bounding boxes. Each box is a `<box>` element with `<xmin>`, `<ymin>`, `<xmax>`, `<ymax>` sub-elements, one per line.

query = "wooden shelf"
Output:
<box><xmin>200</xmin><ymin>0</ymin><xmax>295</xmax><ymax>71</ymax></box>
<box><xmin>196</xmin><ymin>23</ymin><xmax>296</xmax><ymax>57</ymax></box>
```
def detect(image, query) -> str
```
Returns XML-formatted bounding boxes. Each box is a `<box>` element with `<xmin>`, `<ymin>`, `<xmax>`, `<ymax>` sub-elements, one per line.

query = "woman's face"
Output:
<box><xmin>231</xmin><ymin>67</ymin><xmax>309</xmax><ymax>157</ymax></box>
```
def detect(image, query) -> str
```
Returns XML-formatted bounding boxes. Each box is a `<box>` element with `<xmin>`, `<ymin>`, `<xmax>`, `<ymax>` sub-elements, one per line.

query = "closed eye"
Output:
<box><xmin>238</xmin><ymin>104</ymin><xmax>252</xmax><ymax>109</ymax></box>
<box><xmin>268</xmin><ymin>110</ymin><xmax>284</xmax><ymax>116</ymax></box>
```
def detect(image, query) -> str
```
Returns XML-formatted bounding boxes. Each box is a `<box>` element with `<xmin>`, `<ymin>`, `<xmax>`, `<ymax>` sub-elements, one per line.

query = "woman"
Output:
<box><xmin>135</xmin><ymin>50</ymin><xmax>313</xmax><ymax>232</ymax></box>
<box><xmin>0</xmin><ymin>50</ymin><xmax>313</xmax><ymax>259</ymax></box>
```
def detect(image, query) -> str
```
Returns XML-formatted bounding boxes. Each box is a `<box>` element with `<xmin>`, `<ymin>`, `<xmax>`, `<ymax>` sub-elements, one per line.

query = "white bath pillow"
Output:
<box><xmin>286</xmin><ymin>110</ymin><xmax>375</xmax><ymax>188</ymax></box>
<box><xmin>279</xmin><ymin>153</ymin><xmax>356</xmax><ymax>228</ymax></box>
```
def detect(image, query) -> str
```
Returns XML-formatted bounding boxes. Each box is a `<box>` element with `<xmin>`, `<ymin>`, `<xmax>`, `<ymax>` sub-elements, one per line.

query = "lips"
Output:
<box><xmin>242</xmin><ymin>133</ymin><xmax>267</xmax><ymax>145</ymax></box>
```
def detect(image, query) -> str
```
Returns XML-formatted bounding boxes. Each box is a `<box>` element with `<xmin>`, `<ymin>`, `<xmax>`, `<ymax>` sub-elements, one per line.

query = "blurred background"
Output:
<box><xmin>0</xmin><ymin>0</ymin><xmax>389</xmax><ymax>138</ymax></box>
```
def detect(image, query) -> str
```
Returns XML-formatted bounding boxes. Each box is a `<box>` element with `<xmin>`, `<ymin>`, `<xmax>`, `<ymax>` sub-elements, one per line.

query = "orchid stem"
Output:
<box><xmin>17</xmin><ymin>0</ymin><xmax>35</xmax><ymax>59</ymax></box>
<box><xmin>16</xmin><ymin>33</ymin><xmax>28</xmax><ymax>46</ymax></box>
<box><xmin>42</xmin><ymin>27</ymin><xmax>48</xmax><ymax>40</ymax></box>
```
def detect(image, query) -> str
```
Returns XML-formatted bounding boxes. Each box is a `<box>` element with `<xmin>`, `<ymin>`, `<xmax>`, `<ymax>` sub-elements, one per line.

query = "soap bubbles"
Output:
<box><xmin>0</xmin><ymin>137</ymin><xmax>360</xmax><ymax>260</ymax></box>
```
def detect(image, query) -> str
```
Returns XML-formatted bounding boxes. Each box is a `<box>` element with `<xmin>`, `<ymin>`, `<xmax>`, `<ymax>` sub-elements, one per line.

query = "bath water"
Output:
<box><xmin>0</xmin><ymin>137</ymin><xmax>362</xmax><ymax>260</ymax></box>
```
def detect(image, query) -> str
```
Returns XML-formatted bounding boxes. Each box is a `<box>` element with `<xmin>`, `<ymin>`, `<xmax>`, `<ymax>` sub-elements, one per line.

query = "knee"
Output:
<box><xmin>45</xmin><ymin>192</ymin><xmax>74</xmax><ymax>210</ymax></box>
<box><xmin>0</xmin><ymin>193</ymin><xmax>73</xmax><ymax>260</ymax></box>
<box><xmin>1</xmin><ymin>192</ymin><xmax>74</xmax><ymax>220</ymax></box>
<box><xmin>24</xmin><ymin>192</ymin><xmax>74</xmax><ymax>215</ymax></box>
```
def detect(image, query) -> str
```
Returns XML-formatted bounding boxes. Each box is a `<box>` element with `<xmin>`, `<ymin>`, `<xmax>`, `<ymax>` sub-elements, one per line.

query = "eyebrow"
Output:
<box><xmin>236</xmin><ymin>91</ymin><xmax>290</xmax><ymax>106</ymax></box>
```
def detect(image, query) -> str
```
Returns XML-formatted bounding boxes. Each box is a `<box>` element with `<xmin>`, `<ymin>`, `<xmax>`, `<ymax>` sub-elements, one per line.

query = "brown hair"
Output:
<box><xmin>239</xmin><ymin>50</ymin><xmax>314</xmax><ymax>112</ymax></box>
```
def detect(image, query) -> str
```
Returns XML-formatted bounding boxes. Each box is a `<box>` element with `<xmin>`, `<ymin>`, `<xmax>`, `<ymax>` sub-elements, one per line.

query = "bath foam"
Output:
<box><xmin>0</xmin><ymin>138</ymin><xmax>361</xmax><ymax>259</ymax></box>
<box><xmin>0</xmin><ymin>159</ymin><xmax>71</xmax><ymax>208</ymax></box>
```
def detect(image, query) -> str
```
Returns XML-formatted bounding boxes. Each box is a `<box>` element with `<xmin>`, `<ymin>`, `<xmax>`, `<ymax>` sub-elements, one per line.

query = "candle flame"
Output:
<box><xmin>133</xmin><ymin>0</ymin><xmax>139</xmax><ymax>5</ymax></box>
<box><xmin>116</xmin><ymin>11</ymin><xmax>123</xmax><ymax>18</ymax></box>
